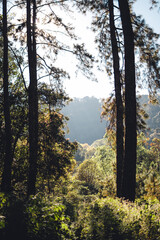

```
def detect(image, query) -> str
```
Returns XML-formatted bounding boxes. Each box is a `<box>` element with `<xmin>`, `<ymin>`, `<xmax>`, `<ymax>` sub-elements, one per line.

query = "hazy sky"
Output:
<box><xmin>63</xmin><ymin>0</ymin><xmax>160</xmax><ymax>99</ymax></box>
<box><xmin>0</xmin><ymin>0</ymin><xmax>159</xmax><ymax>99</ymax></box>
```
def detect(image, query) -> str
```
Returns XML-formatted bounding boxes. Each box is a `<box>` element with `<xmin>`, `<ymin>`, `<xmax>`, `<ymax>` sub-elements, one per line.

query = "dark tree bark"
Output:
<box><xmin>1</xmin><ymin>0</ymin><xmax>13</xmax><ymax>193</ymax></box>
<box><xmin>108</xmin><ymin>0</ymin><xmax>124</xmax><ymax>198</ymax></box>
<box><xmin>118</xmin><ymin>0</ymin><xmax>137</xmax><ymax>201</ymax></box>
<box><xmin>27</xmin><ymin>0</ymin><xmax>38</xmax><ymax>196</ymax></box>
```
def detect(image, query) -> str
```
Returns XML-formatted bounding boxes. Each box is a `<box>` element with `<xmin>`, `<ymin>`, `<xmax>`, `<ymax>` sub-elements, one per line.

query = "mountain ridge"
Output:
<box><xmin>62</xmin><ymin>95</ymin><xmax>160</xmax><ymax>144</ymax></box>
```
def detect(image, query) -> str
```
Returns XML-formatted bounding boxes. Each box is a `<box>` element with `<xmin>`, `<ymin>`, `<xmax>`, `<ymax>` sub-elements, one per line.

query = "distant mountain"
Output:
<box><xmin>62</xmin><ymin>95</ymin><xmax>160</xmax><ymax>144</ymax></box>
<box><xmin>62</xmin><ymin>97</ymin><xmax>106</xmax><ymax>144</ymax></box>
<box><xmin>140</xmin><ymin>95</ymin><xmax>160</xmax><ymax>139</ymax></box>
<box><xmin>141</xmin><ymin>95</ymin><xmax>160</xmax><ymax>130</ymax></box>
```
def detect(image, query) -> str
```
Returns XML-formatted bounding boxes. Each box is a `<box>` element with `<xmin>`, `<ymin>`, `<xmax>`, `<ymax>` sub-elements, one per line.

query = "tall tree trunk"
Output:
<box><xmin>1</xmin><ymin>0</ymin><xmax>13</xmax><ymax>193</ymax></box>
<box><xmin>108</xmin><ymin>0</ymin><xmax>124</xmax><ymax>197</ymax></box>
<box><xmin>118</xmin><ymin>0</ymin><xmax>137</xmax><ymax>201</ymax></box>
<box><xmin>27</xmin><ymin>0</ymin><xmax>38</xmax><ymax>196</ymax></box>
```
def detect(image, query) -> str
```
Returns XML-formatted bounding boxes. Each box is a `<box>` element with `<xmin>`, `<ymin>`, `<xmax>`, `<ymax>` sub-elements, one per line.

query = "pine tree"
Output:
<box><xmin>108</xmin><ymin>0</ymin><xmax>124</xmax><ymax>197</ymax></box>
<box><xmin>119</xmin><ymin>0</ymin><xmax>137</xmax><ymax>201</ymax></box>
<box><xmin>27</xmin><ymin>0</ymin><xmax>38</xmax><ymax>196</ymax></box>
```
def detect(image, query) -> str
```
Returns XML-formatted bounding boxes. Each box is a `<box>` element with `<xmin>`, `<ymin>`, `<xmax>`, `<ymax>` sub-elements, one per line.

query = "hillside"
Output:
<box><xmin>62</xmin><ymin>97</ymin><xmax>106</xmax><ymax>144</ymax></box>
<box><xmin>62</xmin><ymin>95</ymin><xmax>160</xmax><ymax>144</ymax></box>
<box><xmin>141</xmin><ymin>95</ymin><xmax>160</xmax><ymax>134</ymax></box>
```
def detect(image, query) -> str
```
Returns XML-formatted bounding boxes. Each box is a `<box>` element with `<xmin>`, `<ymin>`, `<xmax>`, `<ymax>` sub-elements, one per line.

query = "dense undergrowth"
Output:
<box><xmin>0</xmin><ymin>192</ymin><xmax>160</xmax><ymax>240</ymax></box>
<box><xmin>0</xmin><ymin>135</ymin><xmax>159</xmax><ymax>239</ymax></box>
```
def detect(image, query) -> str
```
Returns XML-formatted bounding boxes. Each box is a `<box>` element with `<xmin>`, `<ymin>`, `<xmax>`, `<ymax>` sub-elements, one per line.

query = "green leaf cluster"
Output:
<box><xmin>71</xmin><ymin>197</ymin><xmax>160</xmax><ymax>240</ymax></box>
<box><xmin>25</xmin><ymin>193</ymin><xmax>71</xmax><ymax>240</ymax></box>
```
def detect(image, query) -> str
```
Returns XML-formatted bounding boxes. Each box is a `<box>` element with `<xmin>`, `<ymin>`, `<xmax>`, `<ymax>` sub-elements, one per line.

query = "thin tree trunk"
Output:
<box><xmin>118</xmin><ymin>0</ymin><xmax>137</xmax><ymax>201</ymax></box>
<box><xmin>1</xmin><ymin>0</ymin><xmax>13</xmax><ymax>193</ymax></box>
<box><xmin>108</xmin><ymin>0</ymin><xmax>124</xmax><ymax>198</ymax></box>
<box><xmin>27</xmin><ymin>0</ymin><xmax>38</xmax><ymax>196</ymax></box>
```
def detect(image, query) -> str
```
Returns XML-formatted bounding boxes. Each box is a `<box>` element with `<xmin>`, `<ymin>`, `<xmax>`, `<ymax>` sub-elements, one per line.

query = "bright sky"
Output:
<box><xmin>63</xmin><ymin>0</ymin><xmax>160</xmax><ymax>99</ymax></box>
<box><xmin>62</xmin><ymin>9</ymin><xmax>113</xmax><ymax>99</ymax></box>
<box><xmin>1</xmin><ymin>0</ymin><xmax>159</xmax><ymax>99</ymax></box>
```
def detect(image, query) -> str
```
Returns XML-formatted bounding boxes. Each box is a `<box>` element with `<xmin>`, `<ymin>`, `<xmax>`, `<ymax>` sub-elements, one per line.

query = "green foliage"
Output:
<box><xmin>74</xmin><ymin>143</ymin><xmax>96</xmax><ymax>163</ymax></box>
<box><xmin>59</xmin><ymin>178</ymin><xmax>98</xmax><ymax>226</ymax></box>
<box><xmin>37</xmin><ymin>110</ymin><xmax>77</xmax><ymax>193</ymax></box>
<box><xmin>74</xmin><ymin>143</ymin><xmax>116</xmax><ymax>197</ymax></box>
<box><xmin>76</xmin><ymin>158</ymin><xmax>104</xmax><ymax>192</ymax></box>
<box><xmin>0</xmin><ymin>193</ymin><xmax>7</xmax><ymax>231</ymax></box>
<box><xmin>25</xmin><ymin>194</ymin><xmax>71</xmax><ymax>240</ymax></box>
<box><xmin>0</xmin><ymin>189</ymin><xmax>160</xmax><ymax>240</ymax></box>
<box><xmin>0</xmin><ymin>45</ymin><xmax>27</xmax><ymax>180</ymax></box>
<box><xmin>93</xmin><ymin>145</ymin><xmax>116</xmax><ymax>174</ymax></box>
<box><xmin>0</xmin><ymin>4</ymin><xmax>160</xmax><ymax>239</ymax></box>
<box><xmin>137</xmin><ymin>133</ymin><xmax>156</xmax><ymax>170</ymax></box>
<box><xmin>72</xmin><ymin>197</ymin><xmax>160</xmax><ymax>240</ymax></box>
<box><xmin>136</xmin><ymin>133</ymin><xmax>160</xmax><ymax>199</ymax></box>
<box><xmin>0</xmin><ymin>74</ymin><xmax>77</xmax><ymax>195</ymax></box>
<box><xmin>144</xmin><ymin>162</ymin><xmax>160</xmax><ymax>200</ymax></box>
<box><xmin>0</xmin><ymin>193</ymin><xmax>72</xmax><ymax>240</ymax></box>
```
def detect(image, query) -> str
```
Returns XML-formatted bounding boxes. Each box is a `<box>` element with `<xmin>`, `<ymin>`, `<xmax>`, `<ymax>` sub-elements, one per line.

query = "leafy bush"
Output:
<box><xmin>0</xmin><ymin>191</ymin><xmax>160</xmax><ymax>240</ymax></box>
<box><xmin>25</xmin><ymin>193</ymin><xmax>72</xmax><ymax>240</ymax></box>
<box><xmin>72</xmin><ymin>197</ymin><xmax>160</xmax><ymax>240</ymax></box>
<box><xmin>76</xmin><ymin>159</ymin><xmax>104</xmax><ymax>193</ymax></box>
<box><xmin>0</xmin><ymin>193</ymin><xmax>72</xmax><ymax>240</ymax></box>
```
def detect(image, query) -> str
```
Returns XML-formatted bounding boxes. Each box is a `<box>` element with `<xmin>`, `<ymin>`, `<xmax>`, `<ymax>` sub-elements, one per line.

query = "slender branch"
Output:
<box><xmin>37</xmin><ymin>54</ymin><xmax>54</xmax><ymax>72</ymax></box>
<box><xmin>41</xmin><ymin>29</ymin><xmax>71</xmax><ymax>38</ymax></box>
<box><xmin>115</xmin><ymin>27</ymin><xmax>123</xmax><ymax>31</ymax></box>
<box><xmin>113</xmin><ymin>4</ymin><xmax>119</xmax><ymax>10</ymax></box>
<box><xmin>38</xmin><ymin>73</ymin><xmax>52</xmax><ymax>81</ymax></box>
<box><xmin>8</xmin><ymin>45</ymin><xmax>28</xmax><ymax>92</ymax></box>
<box><xmin>7</xmin><ymin>2</ymin><xmax>26</xmax><ymax>14</ymax></box>
<box><xmin>36</xmin><ymin>42</ymin><xmax>74</xmax><ymax>53</ymax></box>
<box><xmin>37</xmin><ymin>0</ymin><xmax>69</xmax><ymax>9</ymax></box>
<box><xmin>48</xmin><ymin>4</ymin><xmax>74</xmax><ymax>37</ymax></box>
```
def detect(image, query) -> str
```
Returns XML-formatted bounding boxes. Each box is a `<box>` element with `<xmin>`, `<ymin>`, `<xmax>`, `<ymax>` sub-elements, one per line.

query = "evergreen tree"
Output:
<box><xmin>26</xmin><ymin>0</ymin><xmax>38</xmax><ymax>196</ymax></box>
<box><xmin>82</xmin><ymin>0</ymin><xmax>160</xmax><ymax>200</ymax></box>
<box><xmin>118</xmin><ymin>0</ymin><xmax>137</xmax><ymax>201</ymax></box>
<box><xmin>108</xmin><ymin>0</ymin><xmax>124</xmax><ymax>197</ymax></box>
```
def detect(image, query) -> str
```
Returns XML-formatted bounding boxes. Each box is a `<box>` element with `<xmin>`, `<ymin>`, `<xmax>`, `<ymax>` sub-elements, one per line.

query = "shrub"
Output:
<box><xmin>25</xmin><ymin>193</ymin><xmax>72</xmax><ymax>240</ymax></box>
<box><xmin>72</xmin><ymin>197</ymin><xmax>160</xmax><ymax>240</ymax></box>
